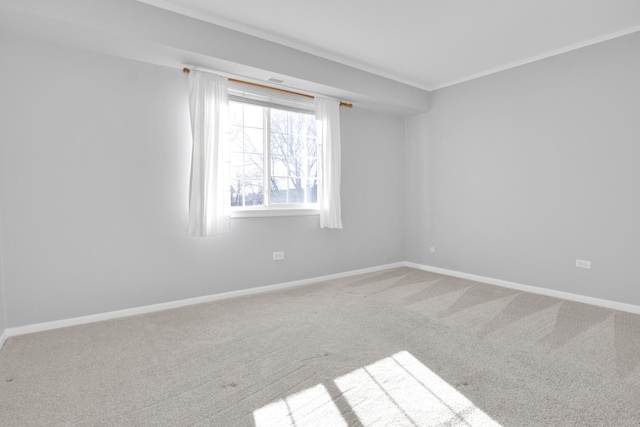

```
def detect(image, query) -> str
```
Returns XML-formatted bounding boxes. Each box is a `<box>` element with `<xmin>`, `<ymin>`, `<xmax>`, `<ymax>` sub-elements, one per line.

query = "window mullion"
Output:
<box><xmin>263</xmin><ymin>108</ymin><xmax>271</xmax><ymax>207</ymax></box>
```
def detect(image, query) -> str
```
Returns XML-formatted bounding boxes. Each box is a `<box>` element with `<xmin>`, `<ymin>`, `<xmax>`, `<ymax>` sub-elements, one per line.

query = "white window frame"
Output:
<box><xmin>229</xmin><ymin>98</ymin><xmax>320</xmax><ymax>218</ymax></box>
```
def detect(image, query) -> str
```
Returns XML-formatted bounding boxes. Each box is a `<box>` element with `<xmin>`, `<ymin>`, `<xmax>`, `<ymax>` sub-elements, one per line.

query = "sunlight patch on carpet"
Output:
<box><xmin>253</xmin><ymin>383</ymin><xmax>348</xmax><ymax>427</ymax></box>
<box><xmin>254</xmin><ymin>351</ymin><xmax>501</xmax><ymax>426</ymax></box>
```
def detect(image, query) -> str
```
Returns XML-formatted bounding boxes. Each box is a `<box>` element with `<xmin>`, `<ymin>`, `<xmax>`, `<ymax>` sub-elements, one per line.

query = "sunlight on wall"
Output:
<box><xmin>254</xmin><ymin>351</ymin><xmax>501</xmax><ymax>427</ymax></box>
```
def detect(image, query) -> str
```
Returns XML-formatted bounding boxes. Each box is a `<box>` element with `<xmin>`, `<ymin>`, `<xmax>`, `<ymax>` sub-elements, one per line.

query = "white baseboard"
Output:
<box><xmin>4</xmin><ymin>259</ymin><xmax>639</xmax><ymax>344</ymax></box>
<box><xmin>404</xmin><ymin>261</ymin><xmax>640</xmax><ymax>315</ymax></box>
<box><xmin>4</xmin><ymin>262</ymin><xmax>405</xmax><ymax>339</ymax></box>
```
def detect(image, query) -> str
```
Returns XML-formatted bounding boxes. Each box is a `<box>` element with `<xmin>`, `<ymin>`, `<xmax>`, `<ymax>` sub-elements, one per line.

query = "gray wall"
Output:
<box><xmin>0</xmin><ymin>282</ymin><xmax>4</xmax><ymax>338</ymax></box>
<box><xmin>405</xmin><ymin>32</ymin><xmax>640</xmax><ymax>306</ymax></box>
<box><xmin>0</xmin><ymin>284</ymin><xmax>4</xmax><ymax>338</ymax></box>
<box><xmin>0</xmin><ymin>35</ymin><xmax>405</xmax><ymax>328</ymax></box>
<box><xmin>0</xmin><ymin>204</ymin><xmax>5</xmax><ymax>336</ymax></box>
<box><xmin>0</xmin><ymin>0</ymin><xmax>429</xmax><ymax>115</ymax></box>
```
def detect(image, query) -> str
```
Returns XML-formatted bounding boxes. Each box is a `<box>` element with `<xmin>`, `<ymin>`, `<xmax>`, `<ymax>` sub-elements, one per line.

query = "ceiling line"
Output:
<box><xmin>135</xmin><ymin>0</ymin><xmax>432</xmax><ymax>90</ymax></box>
<box><xmin>430</xmin><ymin>24</ymin><xmax>640</xmax><ymax>91</ymax></box>
<box><xmin>136</xmin><ymin>0</ymin><xmax>640</xmax><ymax>92</ymax></box>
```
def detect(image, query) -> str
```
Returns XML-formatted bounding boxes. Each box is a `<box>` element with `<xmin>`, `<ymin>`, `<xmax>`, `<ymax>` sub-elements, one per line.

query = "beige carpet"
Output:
<box><xmin>1</xmin><ymin>267</ymin><xmax>640</xmax><ymax>426</ymax></box>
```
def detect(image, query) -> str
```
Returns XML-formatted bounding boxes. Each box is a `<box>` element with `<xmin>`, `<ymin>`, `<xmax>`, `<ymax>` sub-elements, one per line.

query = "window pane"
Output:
<box><xmin>271</xmin><ymin>155</ymin><xmax>288</xmax><ymax>176</ymax></box>
<box><xmin>290</xmin><ymin>113</ymin><xmax>306</xmax><ymax>136</ymax></box>
<box><xmin>270</xmin><ymin>109</ymin><xmax>288</xmax><ymax>134</ymax></box>
<box><xmin>229</xmin><ymin>126</ymin><xmax>243</xmax><ymax>152</ymax></box>
<box><xmin>244</xmin><ymin>104</ymin><xmax>263</xmax><ymax>128</ymax></box>
<box><xmin>302</xmin><ymin>114</ymin><xmax>317</xmax><ymax>135</ymax></box>
<box><xmin>288</xmin><ymin>155</ymin><xmax>303</xmax><ymax>178</ymax></box>
<box><xmin>245</xmin><ymin>154</ymin><xmax>263</xmax><ymax>181</ymax></box>
<box><xmin>306</xmin><ymin>157</ymin><xmax>317</xmax><ymax>178</ymax></box>
<box><xmin>244</xmin><ymin>128</ymin><xmax>263</xmax><ymax>153</ymax></box>
<box><xmin>289</xmin><ymin>178</ymin><xmax>305</xmax><ymax>203</ymax></box>
<box><xmin>270</xmin><ymin>132</ymin><xmax>289</xmax><ymax>156</ymax></box>
<box><xmin>290</xmin><ymin>134</ymin><xmax>305</xmax><ymax>158</ymax></box>
<box><xmin>306</xmin><ymin>137</ymin><xmax>318</xmax><ymax>158</ymax></box>
<box><xmin>307</xmin><ymin>178</ymin><xmax>318</xmax><ymax>203</ymax></box>
<box><xmin>270</xmin><ymin>177</ymin><xmax>289</xmax><ymax>204</ymax></box>
<box><xmin>230</xmin><ymin>153</ymin><xmax>244</xmax><ymax>184</ymax></box>
<box><xmin>231</xmin><ymin>180</ymin><xmax>243</xmax><ymax>206</ymax></box>
<box><xmin>244</xmin><ymin>181</ymin><xmax>264</xmax><ymax>206</ymax></box>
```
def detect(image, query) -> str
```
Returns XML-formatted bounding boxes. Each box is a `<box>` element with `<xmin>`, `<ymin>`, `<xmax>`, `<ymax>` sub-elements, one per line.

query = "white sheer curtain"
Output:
<box><xmin>315</xmin><ymin>97</ymin><xmax>343</xmax><ymax>229</ymax></box>
<box><xmin>188</xmin><ymin>70</ymin><xmax>231</xmax><ymax>237</ymax></box>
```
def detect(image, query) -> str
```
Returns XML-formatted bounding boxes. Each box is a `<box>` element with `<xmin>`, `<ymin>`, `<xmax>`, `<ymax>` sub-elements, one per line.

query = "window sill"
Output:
<box><xmin>231</xmin><ymin>207</ymin><xmax>320</xmax><ymax>218</ymax></box>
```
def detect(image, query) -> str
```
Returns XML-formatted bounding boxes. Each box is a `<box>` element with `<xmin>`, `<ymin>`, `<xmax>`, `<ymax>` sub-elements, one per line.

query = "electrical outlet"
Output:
<box><xmin>273</xmin><ymin>251</ymin><xmax>285</xmax><ymax>261</ymax></box>
<box><xmin>576</xmin><ymin>259</ymin><xmax>591</xmax><ymax>269</ymax></box>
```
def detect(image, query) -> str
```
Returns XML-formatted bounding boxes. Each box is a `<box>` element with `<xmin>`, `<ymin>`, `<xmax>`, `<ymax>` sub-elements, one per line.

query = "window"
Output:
<box><xmin>229</xmin><ymin>101</ymin><xmax>318</xmax><ymax>209</ymax></box>
<box><xmin>188</xmin><ymin>69</ymin><xmax>341</xmax><ymax>234</ymax></box>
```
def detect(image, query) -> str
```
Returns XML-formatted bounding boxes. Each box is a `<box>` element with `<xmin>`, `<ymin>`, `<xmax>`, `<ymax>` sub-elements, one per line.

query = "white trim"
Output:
<box><xmin>3</xmin><ymin>262</ymin><xmax>404</xmax><ymax>338</ymax></box>
<box><xmin>431</xmin><ymin>25</ymin><xmax>640</xmax><ymax>91</ymax></box>
<box><xmin>404</xmin><ymin>262</ymin><xmax>640</xmax><ymax>315</ymax></box>
<box><xmin>4</xmin><ymin>259</ymin><xmax>639</xmax><ymax>343</ymax></box>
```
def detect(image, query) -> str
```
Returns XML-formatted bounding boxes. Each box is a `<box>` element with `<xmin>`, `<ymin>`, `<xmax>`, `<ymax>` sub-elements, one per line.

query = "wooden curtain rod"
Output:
<box><xmin>183</xmin><ymin>68</ymin><xmax>353</xmax><ymax>108</ymax></box>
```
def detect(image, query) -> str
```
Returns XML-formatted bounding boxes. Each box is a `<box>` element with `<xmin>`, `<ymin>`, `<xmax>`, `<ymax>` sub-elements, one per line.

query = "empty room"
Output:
<box><xmin>1</xmin><ymin>0</ymin><xmax>640</xmax><ymax>425</ymax></box>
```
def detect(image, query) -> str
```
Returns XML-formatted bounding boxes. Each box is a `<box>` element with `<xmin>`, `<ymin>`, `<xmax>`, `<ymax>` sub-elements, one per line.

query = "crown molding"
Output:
<box><xmin>428</xmin><ymin>25</ymin><xmax>640</xmax><ymax>91</ymax></box>
<box><xmin>137</xmin><ymin>2</ymin><xmax>640</xmax><ymax>92</ymax></box>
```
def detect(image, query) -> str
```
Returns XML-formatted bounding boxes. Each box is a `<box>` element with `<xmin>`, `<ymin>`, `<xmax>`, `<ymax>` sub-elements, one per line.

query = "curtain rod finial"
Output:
<box><xmin>183</xmin><ymin>67</ymin><xmax>190</xmax><ymax>74</ymax></box>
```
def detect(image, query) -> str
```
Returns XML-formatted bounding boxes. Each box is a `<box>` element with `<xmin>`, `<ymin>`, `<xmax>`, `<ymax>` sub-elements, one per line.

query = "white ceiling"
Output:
<box><xmin>138</xmin><ymin>0</ymin><xmax>640</xmax><ymax>90</ymax></box>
